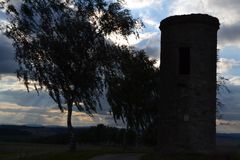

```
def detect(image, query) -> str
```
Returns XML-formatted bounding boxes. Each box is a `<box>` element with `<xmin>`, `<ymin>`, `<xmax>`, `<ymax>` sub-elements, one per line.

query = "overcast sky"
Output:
<box><xmin>0</xmin><ymin>0</ymin><xmax>240</xmax><ymax>133</ymax></box>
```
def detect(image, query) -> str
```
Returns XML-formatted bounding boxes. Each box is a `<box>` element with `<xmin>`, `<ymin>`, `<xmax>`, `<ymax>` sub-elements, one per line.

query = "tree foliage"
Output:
<box><xmin>3</xmin><ymin>0</ymin><xmax>141</xmax><ymax>114</ymax></box>
<box><xmin>2</xmin><ymin>0</ymin><xmax>143</xmax><ymax>149</ymax></box>
<box><xmin>216</xmin><ymin>52</ymin><xmax>230</xmax><ymax>117</ymax></box>
<box><xmin>1</xmin><ymin>0</ymin><xmax>159</xmax><ymax>134</ymax></box>
<box><xmin>106</xmin><ymin>48</ymin><xmax>160</xmax><ymax>131</ymax></box>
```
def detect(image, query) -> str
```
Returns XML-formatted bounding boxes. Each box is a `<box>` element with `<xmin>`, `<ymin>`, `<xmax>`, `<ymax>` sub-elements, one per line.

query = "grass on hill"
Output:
<box><xmin>141</xmin><ymin>152</ymin><xmax>240</xmax><ymax>160</ymax></box>
<box><xmin>0</xmin><ymin>142</ymin><xmax>147</xmax><ymax>160</ymax></box>
<box><xmin>2</xmin><ymin>142</ymin><xmax>240</xmax><ymax>160</ymax></box>
<box><xmin>20</xmin><ymin>149</ymin><xmax>120</xmax><ymax>160</ymax></box>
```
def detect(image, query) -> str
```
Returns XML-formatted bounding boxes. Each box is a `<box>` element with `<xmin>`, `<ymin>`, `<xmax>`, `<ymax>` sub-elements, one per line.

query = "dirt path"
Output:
<box><xmin>89</xmin><ymin>153</ymin><xmax>143</xmax><ymax>160</ymax></box>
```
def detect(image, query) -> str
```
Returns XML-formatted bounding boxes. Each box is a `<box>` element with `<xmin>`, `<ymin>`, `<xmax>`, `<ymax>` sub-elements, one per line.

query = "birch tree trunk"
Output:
<box><xmin>67</xmin><ymin>101</ymin><xmax>76</xmax><ymax>151</ymax></box>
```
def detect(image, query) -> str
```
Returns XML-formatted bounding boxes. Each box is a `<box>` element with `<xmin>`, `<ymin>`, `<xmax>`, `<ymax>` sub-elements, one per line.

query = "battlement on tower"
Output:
<box><xmin>160</xmin><ymin>14</ymin><xmax>220</xmax><ymax>30</ymax></box>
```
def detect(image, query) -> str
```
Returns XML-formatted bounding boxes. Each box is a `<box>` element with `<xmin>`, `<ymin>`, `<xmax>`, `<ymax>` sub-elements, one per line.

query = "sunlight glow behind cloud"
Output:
<box><xmin>0</xmin><ymin>74</ymin><xmax>120</xmax><ymax>127</ymax></box>
<box><xmin>124</xmin><ymin>0</ymin><xmax>157</xmax><ymax>9</ymax></box>
<box><xmin>0</xmin><ymin>101</ymin><xmax>116</xmax><ymax>127</ymax></box>
<box><xmin>217</xmin><ymin>58</ymin><xmax>240</xmax><ymax>74</ymax></box>
<box><xmin>217</xmin><ymin>119</ymin><xmax>240</xmax><ymax>133</ymax></box>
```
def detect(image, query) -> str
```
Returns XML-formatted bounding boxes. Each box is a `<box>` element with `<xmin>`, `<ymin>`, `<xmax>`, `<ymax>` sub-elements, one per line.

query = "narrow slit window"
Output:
<box><xmin>179</xmin><ymin>47</ymin><xmax>190</xmax><ymax>75</ymax></box>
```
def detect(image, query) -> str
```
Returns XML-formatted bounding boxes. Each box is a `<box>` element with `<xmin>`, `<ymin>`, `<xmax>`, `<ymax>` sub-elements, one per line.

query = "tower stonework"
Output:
<box><xmin>158</xmin><ymin>14</ymin><xmax>220</xmax><ymax>152</ymax></box>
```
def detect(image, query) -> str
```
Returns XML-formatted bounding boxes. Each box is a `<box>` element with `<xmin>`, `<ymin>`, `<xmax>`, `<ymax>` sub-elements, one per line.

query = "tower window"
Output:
<box><xmin>179</xmin><ymin>47</ymin><xmax>190</xmax><ymax>75</ymax></box>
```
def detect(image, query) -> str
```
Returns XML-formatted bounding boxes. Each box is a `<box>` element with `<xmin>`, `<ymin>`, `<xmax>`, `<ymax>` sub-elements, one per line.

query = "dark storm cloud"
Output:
<box><xmin>207</xmin><ymin>0</ymin><xmax>240</xmax><ymax>46</ymax></box>
<box><xmin>0</xmin><ymin>34</ymin><xmax>17</xmax><ymax>73</ymax></box>
<box><xmin>219</xmin><ymin>23</ymin><xmax>240</xmax><ymax>45</ymax></box>
<box><xmin>168</xmin><ymin>0</ymin><xmax>240</xmax><ymax>47</ymax></box>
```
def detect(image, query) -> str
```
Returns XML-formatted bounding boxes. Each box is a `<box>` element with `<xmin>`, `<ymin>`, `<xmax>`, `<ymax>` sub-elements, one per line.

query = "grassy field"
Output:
<box><xmin>141</xmin><ymin>152</ymin><xmax>240</xmax><ymax>160</ymax></box>
<box><xmin>0</xmin><ymin>142</ymin><xmax>147</xmax><ymax>160</ymax></box>
<box><xmin>0</xmin><ymin>142</ymin><xmax>66</xmax><ymax>159</ymax></box>
<box><xmin>19</xmin><ymin>149</ymin><xmax>119</xmax><ymax>160</ymax></box>
<box><xmin>2</xmin><ymin>143</ymin><xmax>240</xmax><ymax>160</ymax></box>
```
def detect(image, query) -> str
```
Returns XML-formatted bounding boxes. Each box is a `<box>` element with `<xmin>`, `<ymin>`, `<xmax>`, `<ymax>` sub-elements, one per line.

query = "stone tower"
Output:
<box><xmin>158</xmin><ymin>14</ymin><xmax>220</xmax><ymax>152</ymax></box>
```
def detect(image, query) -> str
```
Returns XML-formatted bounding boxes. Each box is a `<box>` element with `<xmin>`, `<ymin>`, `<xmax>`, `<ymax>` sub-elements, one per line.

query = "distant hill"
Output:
<box><xmin>0</xmin><ymin>125</ymin><xmax>240</xmax><ymax>148</ymax></box>
<box><xmin>0</xmin><ymin>125</ymin><xmax>88</xmax><ymax>144</ymax></box>
<box><xmin>216</xmin><ymin>133</ymin><xmax>240</xmax><ymax>148</ymax></box>
<box><xmin>0</xmin><ymin>124</ymin><xmax>133</xmax><ymax>146</ymax></box>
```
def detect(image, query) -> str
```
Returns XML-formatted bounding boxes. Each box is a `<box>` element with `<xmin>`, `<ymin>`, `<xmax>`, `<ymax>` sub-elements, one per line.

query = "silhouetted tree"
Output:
<box><xmin>216</xmin><ymin>52</ymin><xmax>230</xmax><ymax>117</ymax></box>
<box><xmin>2</xmin><ymin>0</ymin><xmax>142</xmax><ymax>150</ymax></box>
<box><xmin>106</xmin><ymin>48</ymin><xmax>160</xmax><ymax>131</ymax></box>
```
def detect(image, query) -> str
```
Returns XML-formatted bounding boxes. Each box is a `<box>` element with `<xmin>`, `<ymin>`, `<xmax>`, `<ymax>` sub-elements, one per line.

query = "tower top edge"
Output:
<box><xmin>160</xmin><ymin>14</ymin><xmax>220</xmax><ymax>30</ymax></box>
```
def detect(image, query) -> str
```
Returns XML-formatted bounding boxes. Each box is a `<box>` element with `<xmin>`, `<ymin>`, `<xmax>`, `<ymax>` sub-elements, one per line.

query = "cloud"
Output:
<box><xmin>168</xmin><ymin>0</ymin><xmax>240</xmax><ymax>25</ymax></box>
<box><xmin>135</xmin><ymin>32</ymin><xmax>160</xmax><ymax>58</ymax></box>
<box><xmin>168</xmin><ymin>0</ymin><xmax>240</xmax><ymax>48</ymax></box>
<box><xmin>0</xmin><ymin>89</ymin><xmax>56</xmax><ymax>108</ymax></box>
<box><xmin>0</xmin><ymin>74</ymin><xmax>28</xmax><ymax>91</ymax></box>
<box><xmin>0</xmin><ymin>101</ymin><xmax>118</xmax><ymax>127</ymax></box>
<box><xmin>0</xmin><ymin>34</ymin><xmax>17</xmax><ymax>73</ymax></box>
<box><xmin>168</xmin><ymin>0</ymin><xmax>207</xmax><ymax>17</ymax></box>
<box><xmin>217</xmin><ymin>58</ymin><xmax>240</xmax><ymax>74</ymax></box>
<box><xmin>229</xmin><ymin>77</ymin><xmax>240</xmax><ymax>86</ymax></box>
<box><xmin>0</xmin><ymin>102</ymin><xmax>56</xmax><ymax>126</ymax></box>
<box><xmin>219</xmin><ymin>22</ymin><xmax>240</xmax><ymax>47</ymax></box>
<box><xmin>0</xmin><ymin>74</ymin><xmax>55</xmax><ymax>108</ymax></box>
<box><xmin>216</xmin><ymin>119</ymin><xmax>240</xmax><ymax>133</ymax></box>
<box><xmin>124</xmin><ymin>0</ymin><xmax>163</xmax><ymax>9</ymax></box>
<box><xmin>0</xmin><ymin>74</ymin><xmax>121</xmax><ymax>127</ymax></box>
<box><xmin>142</xmin><ymin>16</ymin><xmax>159</xmax><ymax>29</ymax></box>
<box><xmin>216</xmin><ymin>119</ymin><xmax>240</xmax><ymax>126</ymax></box>
<box><xmin>206</xmin><ymin>0</ymin><xmax>240</xmax><ymax>25</ymax></box>
<box><xmin>107</xmin><ymin>31</ymin><xmax>161</xmax><ymax>59</ymax></box>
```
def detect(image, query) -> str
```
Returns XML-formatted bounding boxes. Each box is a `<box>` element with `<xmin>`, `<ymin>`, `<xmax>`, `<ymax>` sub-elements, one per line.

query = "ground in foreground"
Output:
<box><xmin>1</xmin><ymin>143</ymin><xmax>240</xmax><ymax>160</ymax></box>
